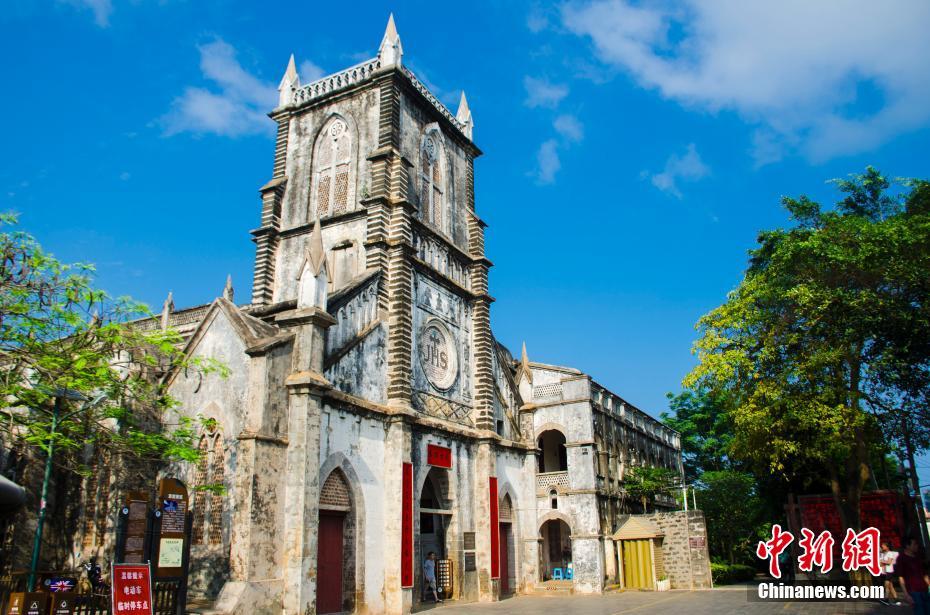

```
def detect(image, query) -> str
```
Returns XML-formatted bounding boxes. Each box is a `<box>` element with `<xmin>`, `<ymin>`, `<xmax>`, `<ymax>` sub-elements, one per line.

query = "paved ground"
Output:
<box><xmin>413</xmin><ymin>587</ymin><xmax>905</xmax><ymax>615</ymax></box>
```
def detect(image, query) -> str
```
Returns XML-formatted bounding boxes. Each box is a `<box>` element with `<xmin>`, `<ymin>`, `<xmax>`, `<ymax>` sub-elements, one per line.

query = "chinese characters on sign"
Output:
<box><xmin>110</xmin><ymin>563</ymin><xmax>154</xmax><ymax>615</ymax></box>
<box><xmin>426</xmin><ymin>444</ymin><xmax>452</xmax><ymax>469</ymax></box>
<box><xmin>756</xmin><ymin>525</ymin><xmax>881</xmax><ymax>578</ymax></box>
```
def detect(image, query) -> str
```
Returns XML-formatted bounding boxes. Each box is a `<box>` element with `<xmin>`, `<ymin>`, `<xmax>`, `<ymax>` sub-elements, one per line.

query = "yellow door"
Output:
<box><xmin>622</xmin><ymin>540</ymin><xmax>654</xmax><ymax>589</ymax></box>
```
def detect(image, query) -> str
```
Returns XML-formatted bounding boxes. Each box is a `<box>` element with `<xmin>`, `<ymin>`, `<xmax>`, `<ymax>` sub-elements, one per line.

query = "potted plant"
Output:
<box><xmin>656</xmin><ymin>575</ymin><xmax>670</xmax><ymax>592</ymax></box>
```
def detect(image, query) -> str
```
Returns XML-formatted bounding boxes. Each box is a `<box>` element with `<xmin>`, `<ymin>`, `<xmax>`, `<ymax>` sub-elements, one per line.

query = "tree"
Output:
<box><xmin>624</xmin><ymin>465</ymin><xmax>679</xmax><ymax>513</ymax></box>
<box><xmin>661</xmin><ymin>388</ymin><xmax>735</xmax><ymax>479</ymax></box>
<box><xmin>685</xmin><ymin>168</ymin><xmax>930</xmax><ymax>531</ymax></box>
<box><xmin>695</xmin><ymin>470</ymin><xmax>763</xmax><ymax>565</ymax></box>
<box><xmin>0</xmin><ymin>216</ymin><xmax>225</xmax><ymax>585</ymax></box>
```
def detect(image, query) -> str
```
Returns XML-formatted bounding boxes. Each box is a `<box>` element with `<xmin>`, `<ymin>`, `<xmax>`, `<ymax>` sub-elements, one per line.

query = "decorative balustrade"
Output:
<box><xmin>293</xmin><ymin>58</ymin><xmax>382</xmax><ymax>104</ymax></box>
<box><xmin>401</xmin><ymin>66</ymin><xmax>466</xmax><ymax>133</ymax></box>
<box><xmin>536</xmin><ymin>471</ymin><xmax>570</xmax><ymax>493</ymax></box>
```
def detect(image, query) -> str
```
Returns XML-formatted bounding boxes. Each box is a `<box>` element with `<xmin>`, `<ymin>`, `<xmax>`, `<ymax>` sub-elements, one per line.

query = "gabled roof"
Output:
<box><xmin>163</xmin><ymin>298</ymin><xmax>292</xmax><ymax>387</ymax></box>
<box><xmin>612</xmin><ymin>516</ymin><xmax>664</xmax><ymax>541</ymax></box>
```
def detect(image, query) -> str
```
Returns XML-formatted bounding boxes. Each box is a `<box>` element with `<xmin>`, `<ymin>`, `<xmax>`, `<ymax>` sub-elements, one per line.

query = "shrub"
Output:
<box><xmin>711</xmin><ymin>563</ymin><xmax>756</xmax><ymax>585</ymax></box>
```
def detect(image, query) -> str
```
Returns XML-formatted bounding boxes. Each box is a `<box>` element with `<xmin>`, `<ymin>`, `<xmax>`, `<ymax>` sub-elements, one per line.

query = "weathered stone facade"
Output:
<box><xmin>0</xmin><ymin>17</ymin><xmax>685</xmax><ymax>615</ymax></box>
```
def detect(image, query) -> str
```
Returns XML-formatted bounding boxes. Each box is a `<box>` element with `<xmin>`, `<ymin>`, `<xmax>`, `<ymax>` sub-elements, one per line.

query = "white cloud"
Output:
<box><xmin>60</xmin><ymin>0</ymin><xmax>113</xmax><ymax>27</ymax></box>
<box><xmin>646</xmin><ymin>143</ymin><xmax>710</xmax><ymax>198</ymax></box>
<box><xmin>535</xmin><ymin>139</ymin><xmax>561</xmax><ymax>185</ymax></box>
<box><xmin>554</xmin><ymin>114</ymin><xmax>584</xmax><ymax>142</ymax></box>
<box><xmin>563</xmin><ymin>0</ymin><xmax>930</xmax><ymax>163</ymax></box>
<box><xmin>524</xmin><ymin>76</ymin><xmax>569</xmax><ymax>109</ymax></box>
<box><xmin>161</xmin><ymin>39</ymin><xmax>278</xmax><ymax>138</ymax></box>
<box><xmin>300</xmin><ymin>60</ymin><xmax>326</xmax><ymax>83</ymax></box>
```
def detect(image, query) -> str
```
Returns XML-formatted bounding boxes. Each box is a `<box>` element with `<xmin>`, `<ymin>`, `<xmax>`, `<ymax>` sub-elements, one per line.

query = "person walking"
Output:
<box><xmin>895</xmin><ymin>537</ymin><xmax>930</xmax><ymax>614</ymax></box>
<box><xmin>423</xmin><ymin>552</ymin><xmax>443</xmax><ymax>604</ymax></box>
<box><xmin>881</xmin><ymin>541</ymin><xmax>902</xmax><ymax>606</ymax></box>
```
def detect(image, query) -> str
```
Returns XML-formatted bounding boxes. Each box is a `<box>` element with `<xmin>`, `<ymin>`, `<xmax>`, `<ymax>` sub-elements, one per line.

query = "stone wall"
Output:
<box><xmin>650</xmin><ymin>510</ymin><xmax>712</xmax><ymax>590</ymax></box>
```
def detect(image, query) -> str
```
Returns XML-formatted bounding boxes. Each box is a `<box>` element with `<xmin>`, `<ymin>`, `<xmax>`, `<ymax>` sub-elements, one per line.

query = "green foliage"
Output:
<box><xmin>624</xmin><ymin>465</ymin><xmax>679</xmax><ymax>512</ymax></box>
<box><xmin>696</xmin><ymin>470</ymin><xmax>764</xmax><ymax>565</ymax></box>
<box><xmin>684</xmin><ymin>167</ymin><xmax>930</xmax><ymax>529</ymax></box>
<box><xmin>0</xmin><ymin>215</ymin><xmax>227</xmax><ymax>476</ymax></box>
<box><xmin>710</xmin><ymin>562</ymin><xmax>756</xmax><ymax>585</ymax></box>
<box><xmin>661</xmin><ymin>388</ymin><xmax>735</xmax><ymax>479</ymax></box>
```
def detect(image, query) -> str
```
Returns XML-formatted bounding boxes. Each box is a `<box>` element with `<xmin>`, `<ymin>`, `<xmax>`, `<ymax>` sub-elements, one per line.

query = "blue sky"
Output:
<box><xmin>4</xmin><ymin>1</ymin><xmax>930</xmax><ymax>480</ymax></box>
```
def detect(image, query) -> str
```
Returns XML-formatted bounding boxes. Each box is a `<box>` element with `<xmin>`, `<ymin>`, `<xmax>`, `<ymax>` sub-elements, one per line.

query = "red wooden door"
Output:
<box><xmin>499</xmin><ymin>523</ymin><xmax>510</xmax><ymax>593</ymax></box>
<box><xmin>317</xmin><ymin>512</ymin><xmax>345</xmax><ymax>614</ymax></box>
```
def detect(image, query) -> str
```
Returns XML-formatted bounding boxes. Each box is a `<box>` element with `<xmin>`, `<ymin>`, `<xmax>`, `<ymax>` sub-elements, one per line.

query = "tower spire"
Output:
<box><xmin>378</xmin><ymin>13</ymin><xmax>403</xmax><ymax>67</ymax></box>
<box><xmin>456</xmin><ymin>91</ymin><xmax>473</xmax><ymax>140</ymax></box>
<box><xmin>278</xmin><ymin>53</ymin><xmax>300</xmax><ymax>107</ymax></box>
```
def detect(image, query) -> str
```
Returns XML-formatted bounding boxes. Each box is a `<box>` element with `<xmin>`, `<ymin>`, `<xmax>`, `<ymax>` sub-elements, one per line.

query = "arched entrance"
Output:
<box><xmin>537</xmin><ymin>430</ymin><xmax>567</xmax><ymax>473</ymax></box>
<box><xmin>418</xmin><ymin>466</ymin><xmax>452</xmax><ymax>603</ymax></box>
<box><xmin>539</xmin><ymin>518</ymin><xmax>572</xmax><ymax>582</ymax></box>
<box><xmin>317</xmin><ymin>469</ymin><xmax>355</xmax><ymax>614</ymax></box>
<box><xmin>498</xmin><ymin>494</ymin><xmax>515</xmax><ymax>594</ymax></box>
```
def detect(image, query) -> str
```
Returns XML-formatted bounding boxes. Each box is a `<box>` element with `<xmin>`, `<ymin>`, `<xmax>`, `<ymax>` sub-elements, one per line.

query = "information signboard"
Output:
<box><xmin>154</xmin><ymin>477</ymin><xmax>188</xmax><ymax>578</ymax></box>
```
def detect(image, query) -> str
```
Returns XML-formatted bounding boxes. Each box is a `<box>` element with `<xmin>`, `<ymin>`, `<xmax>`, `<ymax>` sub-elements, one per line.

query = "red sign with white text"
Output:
<box><xmin>401</xmin><ymin>463</ymin><xmax>414</xmax><ymax>588</ymax></box>
<box><xmin>111</xmin><ymin>563</ymin><xmax>154</xmax><ymax>615</ymax></box>
<box><xmin>426</xmin><ymin>444</ymin><xmax>452</xmax><ymax>468</ymax></box>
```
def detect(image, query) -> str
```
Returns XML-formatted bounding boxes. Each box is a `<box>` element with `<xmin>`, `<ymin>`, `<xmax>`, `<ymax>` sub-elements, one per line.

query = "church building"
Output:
<box><xmin>130</xmin><ymin>17</ymin><xmax>683</xmax><ymax>614</ymax></box>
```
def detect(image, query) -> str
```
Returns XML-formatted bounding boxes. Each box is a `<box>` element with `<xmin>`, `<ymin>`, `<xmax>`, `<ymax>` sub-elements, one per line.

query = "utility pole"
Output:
<box><xmin>27</xmin><ymin>396</ymin><xmax>61</xmax><ymax>592</ymax></box>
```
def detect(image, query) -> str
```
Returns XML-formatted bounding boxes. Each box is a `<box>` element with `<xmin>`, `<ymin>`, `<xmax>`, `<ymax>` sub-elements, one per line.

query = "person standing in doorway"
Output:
<box><xmin>895</xmin><ymin>537</ymin><xmax>930</xmax><ymax>614</ymax></box>
<box><xmin>423</xmin><ymin>552</ymin><xmax>442</xmax><ymax>603</ymax></box>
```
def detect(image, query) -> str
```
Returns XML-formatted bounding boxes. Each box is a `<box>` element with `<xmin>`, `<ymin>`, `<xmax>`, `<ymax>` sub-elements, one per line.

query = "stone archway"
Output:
<box><xmin>538</xmin><ymin>513</ymin><xmax>572</xmax><ymax>583</ymax></box>
<box><xmin>417</xmin><ymin>466</ymin><xmax>453</xmax><ymax>603</ymax></box>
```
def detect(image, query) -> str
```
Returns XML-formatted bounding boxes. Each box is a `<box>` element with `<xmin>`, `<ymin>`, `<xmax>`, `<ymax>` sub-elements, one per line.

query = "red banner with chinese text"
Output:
<box><xmin>111</xmin><ymin>563</ymin><xmax>154</xmax><ymax>615</ymax></box>
<box><xmin>401</xmin><ymin>463</ymin><xmax>414</xmax><ymax>588</ymax></box>
<box><xmin>427</xmin><ymin>444</ymin><xmax>452</xmax><ymax>468</ymax></box>
<box><xmin>490</xmin><ymin>477</ymin><xmax>500</xmax><ymax>579</ymax></box>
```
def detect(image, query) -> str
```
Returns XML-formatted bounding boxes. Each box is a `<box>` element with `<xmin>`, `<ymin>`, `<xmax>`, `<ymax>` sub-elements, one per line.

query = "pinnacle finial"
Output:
<box><xmin>379</xmin><ymin>13</ymin><xmax>403</xmax><ymax>67</ymax></box>
<box><xmin>516</xmin><ymin>341</ymin><xmax>533</xmax><ymax>385</ymax></box>
<box><xmin>456</xmin><ymin>91</ymin><xmax>473</xmax><ymax>139</ymax></box>
<box><xmin>278</xmin><ymin>53</ymin><xmax>300</xmax><ymax>107</ymax></box>
<box><xmin>223</xmin><ymin>274</ymin><xmax>234</xmax><ymax>302</ymax></box>
<box><xmin>160</xmin><ymin>291</ymin><xmax>174</xmax><ymax>330</ymax></box>
<box><xmin>307</xmin><ymin>214</ymin><xmax>327</xmax><ymax>277</ymax></box>
<box><xmin>297</xmin><ymin>215</ymin><xmax>329</xmax><ymax>309</ymax></box>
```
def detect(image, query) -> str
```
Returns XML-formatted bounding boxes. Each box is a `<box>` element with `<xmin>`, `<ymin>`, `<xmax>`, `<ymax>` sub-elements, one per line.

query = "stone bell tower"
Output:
<box><xmin>250</xmin><ymin>15</ymin><xmax>495</xmax><ymax>431</ymax></box>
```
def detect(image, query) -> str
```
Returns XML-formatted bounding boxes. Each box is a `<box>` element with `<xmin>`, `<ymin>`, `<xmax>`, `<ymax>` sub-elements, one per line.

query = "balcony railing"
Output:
<box><xmin>536</xmin><ymin>471</ymin><xmax>569</xmax><ymax>494</ymax></box>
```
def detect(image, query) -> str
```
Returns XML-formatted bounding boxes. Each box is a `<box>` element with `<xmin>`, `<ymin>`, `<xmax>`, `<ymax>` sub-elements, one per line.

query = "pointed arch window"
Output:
<box><xmin>419</xmin><ymin>133</ymin><xmax>444</xmax><ymax>231</ymax></box>
<box><xmin>312</xmin><ymin>117</ymin><xmax>353</xmax><ymax>219</ymax></box>
<box><xmin>191</xmin><ymin>430</ymin><xmax>226</xmax><ymax>547</ymax></box>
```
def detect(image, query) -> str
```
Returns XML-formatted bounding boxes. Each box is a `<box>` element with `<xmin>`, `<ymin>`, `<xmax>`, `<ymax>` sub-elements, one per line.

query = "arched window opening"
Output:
<box><xmin>537</xmin><ymin>430</ymin><xmax>568</xmax><ymax>473</ymax></box>
<box><xmin>419</xmin><ymin>133</ymin><xmax>444</xmax><ymax>231</ymax></box>
<box><xmin>312</xmin><ymin>117</ymin><xmax>353</xmax><ymax>219</ymax></box>
<box><xmin>192</xmin><ymin>435</ymin><xmax>209</xmax><ymax>545</ymax></box>
<box><xmin>208</xmin><ymin>438</ymin><xmax>225</xmax><ymax>545</ymax></box>
<box><xmin>192</xmin><ymin>430</ymin><xmax>225</xmax><ymax>547</ymax></box>
<box><xmin>549</xmin><ymin>489</ymin><xmax>558</xmax><ymax>509</ymax></box>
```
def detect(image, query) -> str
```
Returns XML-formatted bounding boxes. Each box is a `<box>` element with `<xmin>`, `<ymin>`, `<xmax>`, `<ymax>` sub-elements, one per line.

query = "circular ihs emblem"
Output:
<box><xmin>419</xmin><ymin>321</ymin><xmax>458</xmax><ymax>390</ymax></box>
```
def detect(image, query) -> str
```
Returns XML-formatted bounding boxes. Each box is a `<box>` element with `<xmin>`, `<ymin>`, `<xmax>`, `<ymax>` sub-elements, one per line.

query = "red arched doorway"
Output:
<box><xmin>317</xmin><ymin>470</ymin><xmax>354</xmax><ymax>614</ymax></box>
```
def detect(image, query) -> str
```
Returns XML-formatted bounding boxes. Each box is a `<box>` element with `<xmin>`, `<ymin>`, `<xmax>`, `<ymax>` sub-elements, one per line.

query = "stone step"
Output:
<box><xmin>532</xmin><ymin>580</ymin><xmax>574</xmax><ymax>595</ymax></box>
